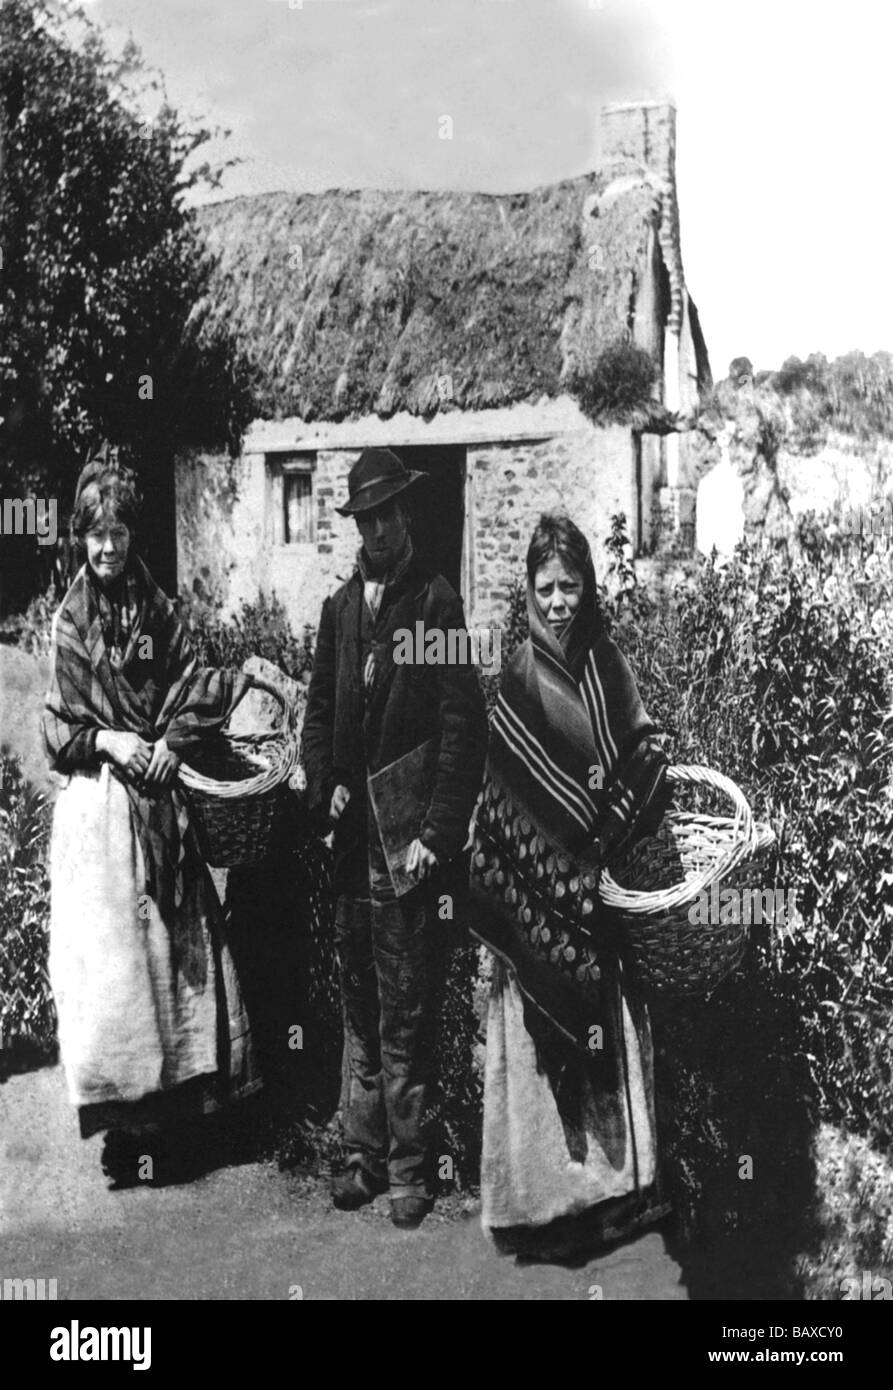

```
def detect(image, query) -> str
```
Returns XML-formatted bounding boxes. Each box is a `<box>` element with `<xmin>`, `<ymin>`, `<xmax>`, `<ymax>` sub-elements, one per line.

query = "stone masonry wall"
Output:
<box><xmin>176</xmin><ymin>447</ymin><xmax>256</xmax><ymax>610</ymax></box>
<box><xmin>266</xmin><ymin>448</ymin><xmax>361</xmax><ymax>626</ymax></box>
<box><xmin>177</xmin><ymin>447</ymin><xmax>361</xmax><ymax>625</ymax></box>
<box><xmin>177</xmin><ymin>425</ymin><xmax>636</xmax><ymax>634</ymax></box>
<box><xmin>467</xmin><ymin>424</ymin><xmax>636</xmax><ymax>630</ymax></box>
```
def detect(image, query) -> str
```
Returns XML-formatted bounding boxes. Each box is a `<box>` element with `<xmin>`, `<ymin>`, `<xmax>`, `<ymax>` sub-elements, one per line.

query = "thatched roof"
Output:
<box><xmin>191</xmin><ymin>171</ymin><xmax>673</xmax><ymax>423</ymax></box>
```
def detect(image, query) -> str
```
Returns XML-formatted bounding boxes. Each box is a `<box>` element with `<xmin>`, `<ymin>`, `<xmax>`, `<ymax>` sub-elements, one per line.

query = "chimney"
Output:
<box><xmin>599</xmin><ymin>99</ymin><xmax>684</xmax><ymax>340</ymax></box>
<box><xmin>599</xmin><ymin>100</ymin><xmax>676</xmax><ymax>183</ymax></box>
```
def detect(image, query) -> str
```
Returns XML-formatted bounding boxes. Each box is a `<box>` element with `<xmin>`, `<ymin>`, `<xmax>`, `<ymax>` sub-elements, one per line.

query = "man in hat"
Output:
<box><xmin>302</xmin><ymin>448</ymin><xmax>487</xmax><ymax>1228</ymax></box>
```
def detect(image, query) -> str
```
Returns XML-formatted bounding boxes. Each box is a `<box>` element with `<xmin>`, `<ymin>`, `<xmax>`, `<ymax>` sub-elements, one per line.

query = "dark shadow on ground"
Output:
<box><xmin>225</xmin><ymin>799</ymin><xmax>485</xmax><ymax>1191</ymax></box>
<box><xmin>224</xmin><ymin>796</ymin><xmax>343</xmax><ymax>1152</ymax></box>
<box><xmin>0</xmin><ymin>1037</ymin><xmax>58</xmax><ymax>1084</ymax></box>
<box><xmin>652</xmin><ymin>935</ymin><xmax>821</xmax><ymax>1300</ymax></box>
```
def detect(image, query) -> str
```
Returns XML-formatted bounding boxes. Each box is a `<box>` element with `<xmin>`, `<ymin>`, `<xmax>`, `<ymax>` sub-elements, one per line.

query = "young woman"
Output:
<box><xmin>43</xmin><ymin>461</ymin><xmax>260</xmax><ymax>1185</ymax></box>
<box><xmin>471</xmin><ymin>513</ymin><xmax>672</xmax><ymax>1256</ymax></box>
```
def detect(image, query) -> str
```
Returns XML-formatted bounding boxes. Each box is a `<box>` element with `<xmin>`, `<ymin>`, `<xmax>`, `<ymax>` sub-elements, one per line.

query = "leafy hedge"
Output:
<box><xmin>180</xmin><ymin>592</ymin><xmax>315</xmax><ymax>685</ymax></box>
<box><xmin>608</xmin><ymin>517</ymin><xmax>893</xmax><ymax>1150</ymax></box>
<box><xmin>591</xmin><ymin>510</ymin><xmax>893</xmax><ymax>1292</ymax></box>
<box><xmin>0</xmin><ymin>754</ymin><xmax>55</xmax><ymax>1063</ymax></box>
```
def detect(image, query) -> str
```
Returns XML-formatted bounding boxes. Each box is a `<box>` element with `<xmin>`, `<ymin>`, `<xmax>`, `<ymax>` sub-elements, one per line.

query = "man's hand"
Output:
<box><xmin>329</xmin><ymin>784</ymin><xmax>351</xmax><ymax>823</ymax></box>
<box><xmin>406</xmin><ymin>838</ymin><xmax>438</xmax><ymax>882</ymax></box>
<box><xmin>143</xmin><ymin>738</ymin><xmax>181</xmax><ymax>789</ymax></box>
<box><xmin>97</xmin><ymin>730</ymin><xmax>152</xmax><ymax>781</ymax></box>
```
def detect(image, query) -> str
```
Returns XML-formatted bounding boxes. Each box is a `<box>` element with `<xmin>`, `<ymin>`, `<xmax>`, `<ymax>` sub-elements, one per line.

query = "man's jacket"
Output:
<box><xmin>301</xmin><ymin>555</ymin><xmax>488</xmax><ymax>866</ymax></box>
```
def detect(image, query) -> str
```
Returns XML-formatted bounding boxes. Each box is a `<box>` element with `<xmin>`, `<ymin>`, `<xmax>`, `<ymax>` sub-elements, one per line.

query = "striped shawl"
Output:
<box><xmin>471</xmin><ymin>573</ymin><xmax>670</xmax><ymax>1048</ymax></box>
<box><xmin>489</xmin><ymin>594</ymin><xmax>667</xmax><ymax>865</ymax></box>
<box><xmin>43</xmin><ymin>556</ymin><xmax>250</xmax><ymax>917</ymax></box>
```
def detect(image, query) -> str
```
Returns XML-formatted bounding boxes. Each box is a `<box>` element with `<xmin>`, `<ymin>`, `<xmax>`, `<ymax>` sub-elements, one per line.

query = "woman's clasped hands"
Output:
<box><xmin>97</xmin><ymin>731</ymin><xmax>180</xmax><ymax>788</ymax></box>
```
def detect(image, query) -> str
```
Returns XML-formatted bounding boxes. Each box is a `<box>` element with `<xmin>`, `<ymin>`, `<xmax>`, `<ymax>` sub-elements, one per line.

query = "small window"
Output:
<box><xmin>278</xmin><ymin>456</ymin><xmax>315</xmax><ymax>544</ymax></box>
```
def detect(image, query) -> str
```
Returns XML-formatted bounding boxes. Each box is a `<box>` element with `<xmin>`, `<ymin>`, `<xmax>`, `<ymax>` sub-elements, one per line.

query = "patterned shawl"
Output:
<box><xmin>489</xmin><ymin>566</ymin><xmax>668</xmax><ymax>866</ymax></box>
<box><xmin>470</xmin><ymin>556</ymin><xmax>670</xmax><ymax>1052</ymax></box>
<box><xmin>43</xmin><ymin>555</ymin><xmax>251</xmax><ymax>917</ymax></box>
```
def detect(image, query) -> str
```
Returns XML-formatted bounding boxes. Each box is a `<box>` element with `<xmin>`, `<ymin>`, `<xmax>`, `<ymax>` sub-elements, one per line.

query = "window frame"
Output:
<box><xmin>269</xmin><ymin>452</ymin><xmax>316</xmax><ymax>547</ymax></box>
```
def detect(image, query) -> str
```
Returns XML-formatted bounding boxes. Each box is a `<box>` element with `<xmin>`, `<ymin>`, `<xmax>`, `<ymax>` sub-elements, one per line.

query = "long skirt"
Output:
<box><xmin>481</xmin><ymin>958</ymin><xmax>659</xmax><ymax>1243</ymax></box>
<box><xmin>48</xmin><ymin>765</ymin><xmax>259</xmax><ymax>1138</ymax></box>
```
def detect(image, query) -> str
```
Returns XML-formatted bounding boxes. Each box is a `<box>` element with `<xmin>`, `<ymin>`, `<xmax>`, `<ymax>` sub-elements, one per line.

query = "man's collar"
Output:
<box><xmin>356</xmin><ymin>537</ymin><xmax>414</xmax><ymax>588</ymax></box>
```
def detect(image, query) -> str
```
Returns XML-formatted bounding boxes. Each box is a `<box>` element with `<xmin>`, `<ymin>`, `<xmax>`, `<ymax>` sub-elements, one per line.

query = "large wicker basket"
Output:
<box><xmin>178</xmin><ymin>679</ymin><xmax>301</xmax><ymax>868</ymax></box>
<box><xmin>598</xmin><ymin>765</ymin><xmax>776</xmax><ymax>999</ymax></box>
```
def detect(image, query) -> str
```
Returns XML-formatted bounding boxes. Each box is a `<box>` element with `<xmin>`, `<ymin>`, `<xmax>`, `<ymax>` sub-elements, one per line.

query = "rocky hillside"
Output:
<box><xmin>691</xmin><ymin>351</ymin><xmax>893</xmax><ymax>547</ymax></box>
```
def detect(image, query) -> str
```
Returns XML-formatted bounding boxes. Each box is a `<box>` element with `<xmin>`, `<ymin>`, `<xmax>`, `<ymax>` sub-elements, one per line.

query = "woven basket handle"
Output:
<box><xmin>598</xmin><ymin>763</ymin><xmax>758</xmax><ymax>916</ymax></box>
<box><xmin>238</xmin><ymin>676</ymin><xmax>297</xmax><ymax>738</ymax></box>
<box><xmin>666</xmin><ymin>764</ymin><xmax>754</xmax><ymax>845</ymax></box>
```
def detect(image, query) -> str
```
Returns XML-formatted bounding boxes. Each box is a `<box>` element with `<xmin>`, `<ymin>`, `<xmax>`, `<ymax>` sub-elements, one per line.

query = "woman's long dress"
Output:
<box><xmin>49</xmin><ymin>763</ymin><xmax>259</xmax><ymax>1136</ymax></box>
<box><xmin>471</xmin><ymin>550</ymin><xmax>671</xmax><ymax>1246</ymax></box>
<box><xmin>43</xmin><ymin>556</ymin><xmax>260</xmax><ymax>1138</ymax></box>
<box><xmin>480</xmin><ymin>959</ymin><xmax>656</xmax><ymax>1233</ymax></box>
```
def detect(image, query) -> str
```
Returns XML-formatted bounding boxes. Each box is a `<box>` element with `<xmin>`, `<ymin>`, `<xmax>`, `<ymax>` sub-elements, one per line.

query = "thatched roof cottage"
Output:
<box><xmin>176</xmin><ymin>100</ymin><xmax>710</xmax><ymax>629</ymax></box>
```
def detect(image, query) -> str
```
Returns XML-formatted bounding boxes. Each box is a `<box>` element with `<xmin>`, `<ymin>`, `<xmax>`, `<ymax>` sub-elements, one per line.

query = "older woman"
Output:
<box><xmin>43</xmin><ymin>461</ymin><xmax>260</xmax><ymax>1185</ymax></box>
<box><xmin>471</xmin><ymin>513</ymin><xmax>672</xmax><ymax>1255</ymax></box>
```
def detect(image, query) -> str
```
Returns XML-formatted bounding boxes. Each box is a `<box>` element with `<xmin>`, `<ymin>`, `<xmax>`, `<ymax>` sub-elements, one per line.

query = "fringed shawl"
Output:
<box><xmin>489</xmin><ymin>574</ymin><xmax>668</xmax><ymax>865</ymax></box>
<box><xmin>43</xmin><ymin>556</ymin><xmax>250</xmax><ymax>917</ymax></box>
<box><xmin>471</xmin><ymin>564</ymin><xmax>670</xmax><ymax>1050</ymax></box>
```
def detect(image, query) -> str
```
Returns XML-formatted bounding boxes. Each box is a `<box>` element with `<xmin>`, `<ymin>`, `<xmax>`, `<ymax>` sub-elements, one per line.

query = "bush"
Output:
<box><xmin>618</xmin><ymin>525</ymin><xmax>893</xmax><ymax>1130</ymax></box>
<box><xmin>579</xmin><ymin>512</ymin><xmax>893</xmax><ymax>1289</ymax></box>
<box><xmin>799</xmin><ymin>1125</ymin><xmax>893</xmax><ymax>1298</ymax></box>
<box><xmin>569</xmin><ymin>340</ymin><xmax>658</xmax><ymax>424</ymax></box>
<box><xmin>180</xmin><ymin>591</ymin><xmax>316</xmax><ymax>684</ymax></box>
<box><xmin>0</xmin><ymin>753</ymin><xmax>54</xmax><ymax>1061</ymax></box>
<box><xmin>480</xmin><ymin>577</ymin><xmax>527</xmax><ymax>713</ymax></box>
<box><xmin>14</xmin><ymin>581</ymin><xmax>58</xmax><ymax>657</ymax></box>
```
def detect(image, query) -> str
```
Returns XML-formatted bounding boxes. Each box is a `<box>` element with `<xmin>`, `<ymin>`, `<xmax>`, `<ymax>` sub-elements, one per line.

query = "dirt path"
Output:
<box><xmin>0</xmin><ymin>1066</ymin><xmax>687</xmax><ymax>1302</ymax></box>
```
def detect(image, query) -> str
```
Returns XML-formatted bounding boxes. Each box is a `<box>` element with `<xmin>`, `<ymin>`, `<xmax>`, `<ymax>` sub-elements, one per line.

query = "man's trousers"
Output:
<box><xmin>335</xmin><ymin>889</ymin><xmax>444</xmax><ymax>1198</ymax></box>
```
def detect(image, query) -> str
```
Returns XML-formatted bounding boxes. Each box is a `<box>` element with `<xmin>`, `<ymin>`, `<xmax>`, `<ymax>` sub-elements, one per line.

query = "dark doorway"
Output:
<box><xmin>395</xmin><ymin>446</ymin><xmax>466</xmax><ymax>595</ymax></box>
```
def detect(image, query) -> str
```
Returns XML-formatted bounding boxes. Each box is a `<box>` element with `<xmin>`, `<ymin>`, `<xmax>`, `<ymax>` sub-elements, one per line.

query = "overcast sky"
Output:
<box><xmin>76</xmin><ymin>0</ymin><xmax>893</xmax><ymax>379</ymax></box>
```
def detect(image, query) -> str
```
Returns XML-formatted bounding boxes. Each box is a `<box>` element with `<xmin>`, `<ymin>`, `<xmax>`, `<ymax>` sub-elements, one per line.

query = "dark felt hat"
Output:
<box><xmin>335</xmin><ymin>448</ymin><xmax>425</xmax><ymax>517</ymax></box>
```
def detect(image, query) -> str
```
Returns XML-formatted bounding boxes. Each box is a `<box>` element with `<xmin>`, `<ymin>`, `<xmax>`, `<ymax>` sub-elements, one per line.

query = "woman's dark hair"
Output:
<box><xmin>526</xmin><ymin>512</ymin><xmax>596</xmax><ymax>602</ymax></box>
<box><xmin>71</xmin><ymin>472</ymin><xmax>141</xmax><ymax>543</ymax></box>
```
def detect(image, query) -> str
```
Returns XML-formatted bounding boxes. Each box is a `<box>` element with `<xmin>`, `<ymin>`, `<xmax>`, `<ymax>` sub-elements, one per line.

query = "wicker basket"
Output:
<box><xmin>598</xmin><ymin>765</ymin><xmax>776</xmax><ymax>999</ymax></box>
<box><xmin>178</xmin><ymin>678</ymin><xmax>301</xmax><ymax>868</ymax></box>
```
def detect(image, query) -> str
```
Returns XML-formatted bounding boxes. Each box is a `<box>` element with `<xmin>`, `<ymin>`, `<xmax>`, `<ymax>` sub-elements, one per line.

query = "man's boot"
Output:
<box><xmin>390</xmin><ymin>1194</ymin><xmax>433</xmax><ymax>1228</ymax></box>
<box><xmin>331</xmin><ymin>1164</ymin><xmax>387</xmax><ymax>1211</ymax></box>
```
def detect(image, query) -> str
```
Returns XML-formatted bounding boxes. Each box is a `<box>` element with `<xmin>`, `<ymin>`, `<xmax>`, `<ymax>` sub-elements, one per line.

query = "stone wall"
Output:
<box><xmin>176</xmin><ymin>447</ymin><xmax>361</xmax><ymax>624</ymax></box>
<box><xmin>266</xmin><ymin>448</ymin><xmax>362</xmax><ymax>623</ymax></box>
<box><xmin>176</xmin><ymin>420</ymin><xmax>638</xmax><ymax>632</ymax></box>
<box><xmin>176</xmin><ymin>447</ymin><xmax>252</xmax><ymax>609</ymax></box>
<box><xmin>466</xmin><ymin>424</ymin><xmax>636</xmax><ymax>628</ymax></box>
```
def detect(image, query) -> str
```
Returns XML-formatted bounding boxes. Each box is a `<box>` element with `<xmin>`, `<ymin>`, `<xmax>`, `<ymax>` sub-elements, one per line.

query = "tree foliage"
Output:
<box><xmin>0</xmin><ymin>0</ymin><xmax>254</xmax><ymax>506</ymax></box>
<box><xmin>721</xmin><ymin>350</ymin><xmax>893</xmax><ymax>451</ymax></box>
